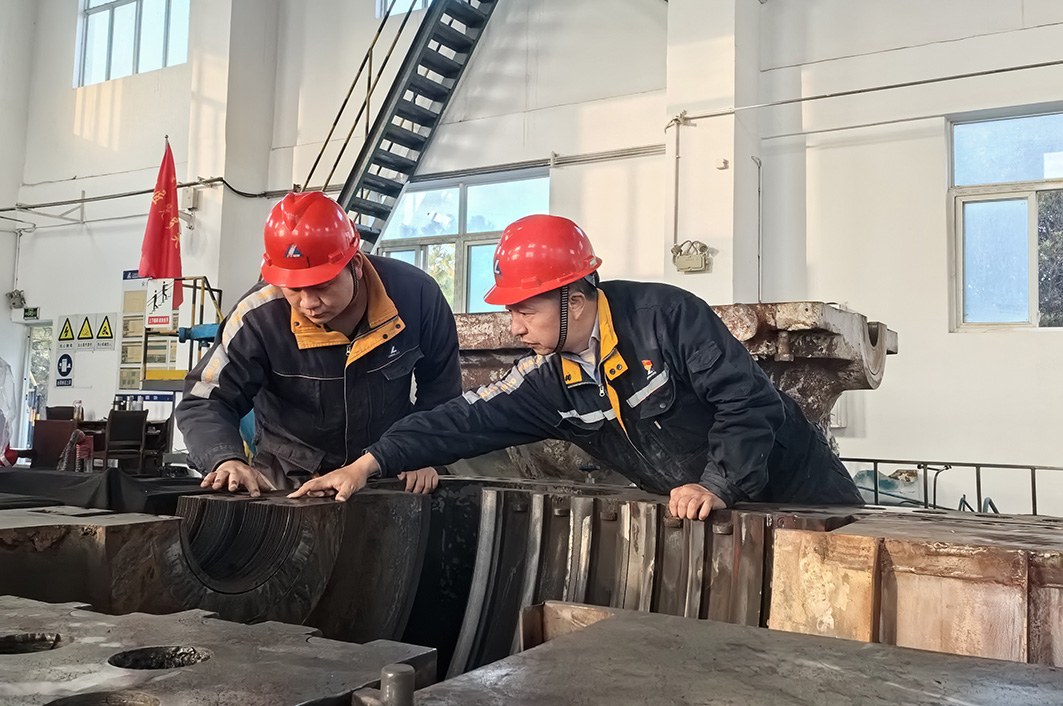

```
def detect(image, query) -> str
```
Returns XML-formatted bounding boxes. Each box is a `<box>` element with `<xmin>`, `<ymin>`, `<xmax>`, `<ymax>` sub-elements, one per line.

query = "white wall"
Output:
<box><xmin>0</xmin><ymin>0</ymin><xmax>40</xmax><ymax>442</ymax></box>
<box><xmin>759</xmin><ymin>0</ymin><xmax>1063</xmax><ymax>514</ymax></box>
<box><xmin>420</xmin><ymin>0</ymin><xmax>669</xmax><ymax>282</ymax></box>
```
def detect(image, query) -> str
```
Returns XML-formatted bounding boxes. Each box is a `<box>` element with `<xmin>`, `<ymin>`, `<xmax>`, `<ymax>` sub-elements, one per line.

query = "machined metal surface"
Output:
<box><xmin>0</xmin><ymin>596</ymin><xmax>434</xmax><ymax>705</ymax></box>
<box><xmin>416</xmin><ymin>602</ymin><xmax>1063</xmax><ymax>706</ymax></box>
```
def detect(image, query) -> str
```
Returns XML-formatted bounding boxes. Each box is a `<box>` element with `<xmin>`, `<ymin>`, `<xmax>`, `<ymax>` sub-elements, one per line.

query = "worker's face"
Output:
<box><xmin>281</xmin><ymin>258</ymin><xmax>361</xmax><ymax>325</ymax></box>
<box><xmin>506</xmin><ymin>289</ymin><xmax>590</xmax><ymax>355</ymax></box>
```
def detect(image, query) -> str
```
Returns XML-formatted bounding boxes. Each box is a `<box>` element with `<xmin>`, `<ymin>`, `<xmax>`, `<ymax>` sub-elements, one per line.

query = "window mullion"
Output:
<box><xmin>105</xmin><ymin>8</ymin><xmax>115</xmax><ymax>81</ymax></box>
<box><xmin>132</xmin><ymin>0</ymin><xmax>142</xmax><ymax>74</ymax></box>
<box><xmin>454</xmin><ymin>236</ymin><xmax>468</xmax><ymax>314</ymax></box>
<box><xmin>955</xmin><ymin>195</ymin><xmax>966</xmax><ymax>327</ymax></box>
<box><xmin>163</xmin><ymin>0</ymin><xmax>171</xmax><ymax>68</ymax></box>
<box><xmin>1029</xmin><ymin>193</ymin><xmax>1040</xmax><ymax>326</ymax></box>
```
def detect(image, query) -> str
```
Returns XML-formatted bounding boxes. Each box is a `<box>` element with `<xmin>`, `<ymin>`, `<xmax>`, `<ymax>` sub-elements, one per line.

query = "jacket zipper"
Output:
<box><xmin>342</xmin><ymin>345</ymin><xmax>352</xmax><ymax>465</ymax></box>
<box><xmin>596</xmin><ymin>349</ymin><xmax>653</xmax><ymax>468</ymax></box>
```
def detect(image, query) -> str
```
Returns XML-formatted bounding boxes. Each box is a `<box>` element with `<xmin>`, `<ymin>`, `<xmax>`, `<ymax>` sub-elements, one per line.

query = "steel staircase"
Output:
<box><xmin>336</xmin><ymin>0</ymin><xmax>499</xmax><ymax>247</ymax></box>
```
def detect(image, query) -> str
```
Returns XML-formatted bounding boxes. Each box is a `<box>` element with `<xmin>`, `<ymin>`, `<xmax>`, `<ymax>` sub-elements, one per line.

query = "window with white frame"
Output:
<box><xmin>375</xmin><ymin>0</ymin><xmax>428</xmax><ymax>19</ymax></box>
<box><xmin>78</xmin><ymin>0</ymin><xmax>190</xmax><ymax>87</ymax></box>
<box><xmin>952</xmin><ymin>112</ymin><xmax>1063</xmax><ymax>327</ymax></box>
<box><xmin>376</xmin><ymin>172</ymin><xmax>550</xmax><ymax>313</ymax></box>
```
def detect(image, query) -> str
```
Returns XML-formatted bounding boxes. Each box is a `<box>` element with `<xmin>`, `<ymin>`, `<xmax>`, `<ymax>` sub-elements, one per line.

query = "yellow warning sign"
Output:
<box><xmin>58</xmin><ymin>319</ymin><xmax>75</xmax><ymax>341</ymax></box>
<box><xmin>77</xmin><ymin>317</ymin><xmax>94</xmax><ymax>340</ymax></box>
<box><xmin>96</xmin><ymin>316</ymin><xmax>114</xmax><ymax>340</ymax></box>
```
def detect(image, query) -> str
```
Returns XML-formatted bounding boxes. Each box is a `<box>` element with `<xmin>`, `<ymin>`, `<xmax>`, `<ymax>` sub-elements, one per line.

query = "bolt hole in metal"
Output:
<box><xmin>45</xmin><ymin>692</ymin><xmax>160</xmax><ymax>706</ymax></box>
<box><xmin>107</xmin><ymin>646</ymin><xmax>212</xmax><ymax>670</ymax></box>
<box><xmin>0</xmin><ymin>632</ymin><xmax>63</xmax><ymax>654</ymax></box>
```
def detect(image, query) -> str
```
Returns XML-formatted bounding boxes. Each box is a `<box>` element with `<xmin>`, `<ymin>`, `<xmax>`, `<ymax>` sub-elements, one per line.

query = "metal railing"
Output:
<box><xmin>841</xmin><ymin>457</ymin><xmax>1063</xmax><ymax>516</ymax></box>
<box><xmin>303</xmin><ymin>0</ymin><xmax>423</xmax><ymax>192</ymax></box>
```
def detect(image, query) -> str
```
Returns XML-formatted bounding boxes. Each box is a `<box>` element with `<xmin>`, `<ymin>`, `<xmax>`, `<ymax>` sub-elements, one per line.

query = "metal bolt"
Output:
<box><xmin>380</xmin><ymin>663</ymin><xmax>415</xmax><ymax>706</ymax></box>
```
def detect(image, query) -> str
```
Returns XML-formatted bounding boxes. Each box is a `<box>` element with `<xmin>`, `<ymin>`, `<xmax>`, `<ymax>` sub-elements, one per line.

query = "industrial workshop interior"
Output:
<box><xmin>1</xmin><ymin>0</ymin><xmax>1062</xmax><ymax>703</ymax></box>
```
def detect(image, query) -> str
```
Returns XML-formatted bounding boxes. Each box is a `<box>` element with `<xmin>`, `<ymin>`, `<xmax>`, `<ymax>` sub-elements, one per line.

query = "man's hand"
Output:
<box><xmin>398</xmin><ymin>467</ymin><xmax>439</xmax><ymax>494</ymax></box>
<box><xmin>202</xmin><ymin>459</ymin><xmax>276</xmax><ymax>497</ymax></box>
<box><xmin>668</xmin><ymin>483</ymin><xmax>726</xmax><ymax>521</ymax></box>
<box><xmin>288</xmin><ymin>454</ymin><xmax>378</xmax><ymax>502</ymax></box>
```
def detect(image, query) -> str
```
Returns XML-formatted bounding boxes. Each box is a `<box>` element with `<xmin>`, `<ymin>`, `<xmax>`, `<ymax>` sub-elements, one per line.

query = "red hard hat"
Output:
<box><xmin>261</xmin><ymin>192</ymin><xmax>361</xmax><ymax>288</ymax></box>
<box><xmin>484</xmin><ymin>214</ymin><xmax>602</xmax><ymax>306</ymax></box>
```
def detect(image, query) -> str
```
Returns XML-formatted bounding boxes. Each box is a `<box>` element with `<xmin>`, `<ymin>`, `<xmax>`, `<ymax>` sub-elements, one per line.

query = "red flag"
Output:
<box><xmin>139</xmin><ymin>139</ymin><xmax>184</xmax><ymax>308</ymax></box>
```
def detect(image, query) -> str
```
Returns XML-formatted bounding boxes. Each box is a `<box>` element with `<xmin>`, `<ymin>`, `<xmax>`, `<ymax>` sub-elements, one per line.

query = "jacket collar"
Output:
<box><xmin>561</xmin><ymin>290</ymin><xmax>629</xmax><ymax>387</ymax></box>
<box><xmin>290</xmin><ymin>255</ymin><xmax>406</xmax><ymax>364</ymax></box>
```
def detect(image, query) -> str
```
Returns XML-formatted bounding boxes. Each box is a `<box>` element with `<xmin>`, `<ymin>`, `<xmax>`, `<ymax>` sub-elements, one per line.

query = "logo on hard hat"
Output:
<box><xmin>493</xmin><ymin>259</ymin><xmax>502</xmax><ymax>279</ymax></box>
<box><xmin>285</xmin><ymin>244</ymin><xmax>303</xmax><ymax>259</ymax></box>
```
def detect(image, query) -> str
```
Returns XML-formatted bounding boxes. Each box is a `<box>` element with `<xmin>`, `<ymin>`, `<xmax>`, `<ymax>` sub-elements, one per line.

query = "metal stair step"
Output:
<box><xmin>385</xmin><ymin>124</ymin><xmax>429</xmax><ymax>150</ymax></box>
<box><xmin>408</xmin><ymin>73</ymin><xmax>451</xmax><ymax>102</ymax></box>
<box><xmin>419</xmin><ymin>48</ymin><xmax>464</xmax><ymax>78</ymax></box>
<box><xmin>372</xmin><ymin>150</ymin><xmax>418</xmax><ymax>175</ymax></box>
<box><xmin>355</xmin><ymin>224</ymin><xmax>381</xmax><ymax>242</ymax></box>
<box><xmin>361</xmin><ymin>172</ymin><xmax>405</xmax><ymax>198</ymax></box>
<box><xmin>444</xmin><ymin>0</ymin><xmax>490</xmax><ymax>29</ymax></box>
<box><xmin>432</xmin><ymin>22</ymin><xmax>475</xmax><ymax>53</ymax></box>
<box><xmin>348</xmin><ymin>196</ymin><xmax>392</xmax><ymax>221</ymax></box>
<box><xmin>395</xmin><ymin>99</ymin><xmax>441</xmax><ymax>127</ymax></box>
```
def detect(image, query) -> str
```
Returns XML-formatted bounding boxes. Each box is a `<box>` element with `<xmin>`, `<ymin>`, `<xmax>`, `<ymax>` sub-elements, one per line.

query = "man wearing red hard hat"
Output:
<box><xmin>292</xmin><ymin>214</ymin><xmax>864</xmax><ymax>518</ymax></box>
<box><xmin>176</xmin><ymin>191</ymin><xmax>461</xmax><ymax>495</ymax></box>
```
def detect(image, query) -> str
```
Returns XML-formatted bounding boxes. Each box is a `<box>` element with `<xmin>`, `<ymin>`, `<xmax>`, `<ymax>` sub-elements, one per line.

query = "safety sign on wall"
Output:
<box><xmin>55</xmin><ymin>353</ymin><xmax>74</xmax><ymax>388</ymax></box>
<box><xmin>76</xmin><ymin>315</ymin><xmax>96</xmax><ymax>351</ymax></box>
<box><xmin>57</xmin><ymin>313</ymin><xmax>120</xmax><ymax>352</ymax></box>
<box><xmin>95</xmin><ymin>315</ymin><xmax>115</xmax><ymax>351</ymax></box>
<box><xmin>56</xmin><ymin>316</ymin><xmax>76</xmax><ymax>351</ymax></box>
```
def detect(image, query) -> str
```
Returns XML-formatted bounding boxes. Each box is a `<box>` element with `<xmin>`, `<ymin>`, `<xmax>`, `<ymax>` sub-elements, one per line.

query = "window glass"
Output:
<box><xmin>384</xmin><ymin>249</ymin><xmax>418</xmax><ymax>266</ymax></box>
<box><xmin>110</xmin><ymin>2</ymin><xmax>138</xmax><ymax>80</ymax></box>
<box><xmin>83</xmin><ymin>11</ymin><xmax>110</xmax><ymax>85</ymax></box>
<box><xmin>425</xmin><ymin>243</ymin><xmax>455</xmax><ymax>306</ymax></box>
<box><xmin>954</xmin><ymin>114</ymin><xmax>1063</xmax><ymax>186</ymax></box>
<box><xmin>962</xmin><ymin>199</ymin><xmax>1029</xmax><ymax>323</ymax></box>
<box><xmin>466</xmin><ymin>177</ymin><xmax>549</xmax><ymax>234</ymax></box>
<box><xmin>1037</xmin><ymin>190</ymin><xmax>1063</xmax><ymax>326</ymax></box>
<box><xmin>381</xmin><ymin>188</ymin><xmax>460</xmax><ymax>239</ymax></box>
<box><xmin>466</xmin><ymin>242</ymin><xmax>503</xmax><ymax>313</ymax></box>
<box><xmin>167</xmin><ymin>0</ymin><xmax>190</xmax><ymax>66</ymax></box>
<box><xmin>137</xmin><ymin>0</ymin><xmax>167</xmax><ymax>73</ymax></box>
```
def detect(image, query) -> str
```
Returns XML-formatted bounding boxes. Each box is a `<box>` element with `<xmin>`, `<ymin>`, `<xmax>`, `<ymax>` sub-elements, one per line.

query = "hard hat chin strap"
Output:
<box><xmin>347</xmin><ymin>257</ymin><xmax>361</xmax><ymax>305</ymax></box>
<box><xmin>554</xmin><ymin>284</ymin><xmax>570</xmax><ymax>354</ymax></box>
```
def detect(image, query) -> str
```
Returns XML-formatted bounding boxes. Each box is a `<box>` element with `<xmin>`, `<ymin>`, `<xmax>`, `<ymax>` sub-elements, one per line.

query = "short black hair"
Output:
<box><xmin>568</xmin><ymin>275</ymin><xmax>599</xmax><ymax>300</ymax></box>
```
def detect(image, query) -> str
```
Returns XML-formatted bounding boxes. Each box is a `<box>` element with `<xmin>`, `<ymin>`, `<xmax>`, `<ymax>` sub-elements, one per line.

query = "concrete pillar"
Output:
<box><xmin>185</xmin><ymin>0</ymin><xmax>280</xmax><ymax>310</ymax></box>
<box><xmin>664</xmin><ymin>0</ymin><xmax>761</xmax><ymax>304</ymax></box>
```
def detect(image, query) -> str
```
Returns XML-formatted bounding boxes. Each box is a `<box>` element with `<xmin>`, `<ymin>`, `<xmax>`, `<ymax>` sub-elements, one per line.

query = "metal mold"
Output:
<box><xmin>0</xmin><ymin>596</ymin><xmax>435</xmax><ymax>705</ymax></box>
